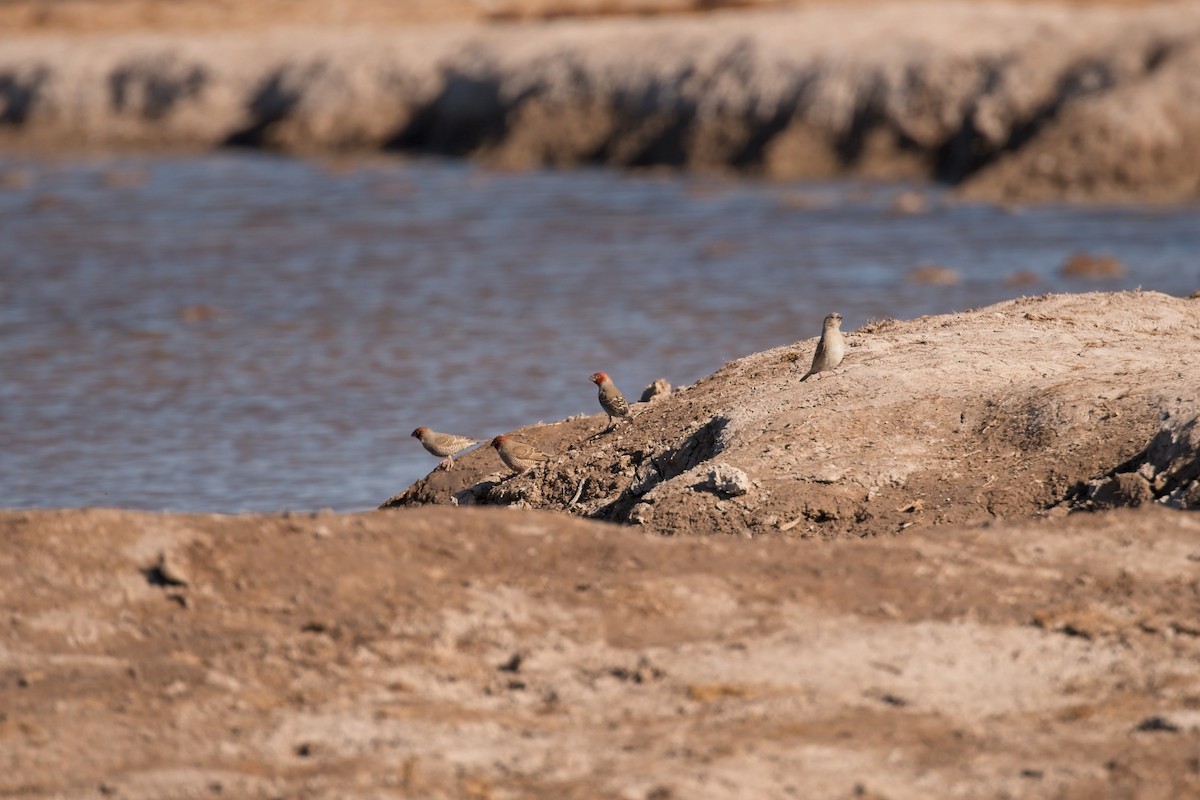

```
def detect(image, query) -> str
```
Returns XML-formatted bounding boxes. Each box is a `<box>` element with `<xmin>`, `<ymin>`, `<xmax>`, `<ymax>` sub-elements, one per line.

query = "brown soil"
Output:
<box><xmin>7</xmin><ymin>291</ymin><xmax>1200</xmax><ymax>798</ymax></box>
<box><xmin>4</xmin><ymin>507</ymin><xmax>1198</xmax><ymax>798</ymax></box>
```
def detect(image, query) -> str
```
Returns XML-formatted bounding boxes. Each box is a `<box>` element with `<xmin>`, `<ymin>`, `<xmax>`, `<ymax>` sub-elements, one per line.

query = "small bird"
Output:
<box><xmin>490</xmin><ymin>435</ymin><xmax>551</xmax><ymax>475</ymax></box>
<box><xmin>800</xmin><ymin>312</ymin><xmax>845</xmax><ymax>381</ymax></box>
<box><xmin>411</xmin><ymin>427</ymin><xmax>478</xmax><ymax>471</ymax></box>
<box><xmin>589</xmin><ymin>371</ymin><xmax>631</xmax><ymax>428</ymax></box>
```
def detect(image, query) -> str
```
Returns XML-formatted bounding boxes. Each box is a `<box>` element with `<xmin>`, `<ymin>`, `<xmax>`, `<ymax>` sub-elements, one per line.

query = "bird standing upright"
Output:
<box><xmin>589</xmin><ymin>371</ymin><xmax>631</xmax><ymax>428</ymax></box>
<box><xmin>800</xmin><ymin>312</ymin><xmax>845</xmax><ymax>381</ymax></box>
<box><xmin>490</xmin><ymin>435</ymin><xmax>551</xmax><ymax>475</ymax></box>
<box><xmin>411</xmin><ymin>427</ymin><xmax>478</xmax><ymax>470</ymax></box>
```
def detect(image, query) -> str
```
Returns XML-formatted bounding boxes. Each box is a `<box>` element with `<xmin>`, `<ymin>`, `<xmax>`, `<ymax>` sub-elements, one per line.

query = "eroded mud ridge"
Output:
<box><xmin>4</xmin><ymin>2</ymin><xmax>1200</xmax><ymax>201</ymax></box>
<box><xmin>387</xmin><ymin>291</ymin><xmax>1200</xmax><ymax>536</ymax></box>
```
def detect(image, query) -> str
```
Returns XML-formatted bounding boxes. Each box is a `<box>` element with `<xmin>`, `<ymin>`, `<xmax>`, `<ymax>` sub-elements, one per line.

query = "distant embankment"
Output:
<box><xmin>3</xmin><ymin>2</ymin><xmax>1200</xmax><ymax>202</ymax></box>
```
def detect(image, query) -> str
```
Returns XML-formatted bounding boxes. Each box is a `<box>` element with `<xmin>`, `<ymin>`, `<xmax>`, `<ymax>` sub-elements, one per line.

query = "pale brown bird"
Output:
<box><xmin>800</xmin><ymin>312</ymin><xmax>845</xmax><ymax>381</ymax></box>
<box><xmin>411</xmin><ymin>427</ymin><xmax>478</xmax><ymax>470</ymax></box>
<box><xmin>589</xmin><ymin>371</ymin><xmax>631</xmax><ymax>428</ymax></box>
<box><xmin>490</xmin><ymin>435</ymin><xmax>551</xmax><ymax>475</ymax></box>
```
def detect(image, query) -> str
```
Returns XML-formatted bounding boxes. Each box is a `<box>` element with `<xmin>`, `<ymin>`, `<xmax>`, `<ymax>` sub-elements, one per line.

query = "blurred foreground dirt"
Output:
<box><xmin>3</xmin><ymin>507</ymin><xmax>1198</xmax><ymax>798</ymax></box>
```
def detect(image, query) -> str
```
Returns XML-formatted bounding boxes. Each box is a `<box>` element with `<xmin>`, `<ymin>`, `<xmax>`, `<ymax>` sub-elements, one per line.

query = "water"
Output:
<box><xmin>1</xmin><ymin>153</ymin><xmax>1197</xmax><ymax>512</ymax></box>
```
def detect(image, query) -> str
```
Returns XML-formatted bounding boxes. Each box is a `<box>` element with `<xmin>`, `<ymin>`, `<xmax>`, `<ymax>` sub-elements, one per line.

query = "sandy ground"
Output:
<box><xmin>2</xmin><ymin>1</ymin><xmax>1200</xmax><ymax>202</ymax></box>
<box><xmin>6</xmin><ymin>291</ymin><xmax>1200</xmax><ymax>798</ymax></box>
<box><xmin>3</xmin><ymin>508</ymin><xmax>1198</xmax><ymax>798</ymax></box>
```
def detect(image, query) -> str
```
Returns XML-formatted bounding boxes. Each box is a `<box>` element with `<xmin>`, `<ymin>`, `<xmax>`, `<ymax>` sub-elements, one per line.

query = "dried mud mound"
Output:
<box><xmin>2</xmin><ymin>505</ymin><xmax>1198</xmax><ymax>798</ymax></box>
<box><xmin>4</xmin><ymin>3</ymin><xmax>1200</xmax><ymax>202</ymax></box>
<box><xmin>386</xmin><ymin>291</ymin><xmax>1200</xmax><ymax>537</ymax></box>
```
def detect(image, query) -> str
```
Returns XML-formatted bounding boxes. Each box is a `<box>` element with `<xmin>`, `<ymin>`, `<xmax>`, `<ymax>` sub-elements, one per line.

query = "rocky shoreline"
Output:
<box><xmin>3</xmin><ymin>2</ymin><xmax>1200</xmax><ymax>202</ymax></box>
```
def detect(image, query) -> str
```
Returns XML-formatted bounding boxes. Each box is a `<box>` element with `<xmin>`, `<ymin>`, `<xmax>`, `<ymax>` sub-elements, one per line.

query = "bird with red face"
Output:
<box><xmin>589</xmin><ymin>371</ymin><xmax>631</xmax><ymax>429</ymax></box>
<box><xmin>490</xmin><ymin>435</ymin><xmax>551</xmax><ymax>475</ymax></box>
<box><xmin>411</xmin><ymin>427</ymin><xmax>478</xmax><ymax>470</ymax></box>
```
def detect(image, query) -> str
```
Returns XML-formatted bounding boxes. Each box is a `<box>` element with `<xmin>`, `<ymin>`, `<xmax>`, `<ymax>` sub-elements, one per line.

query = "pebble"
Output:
<box><xmin>701</xmin><ymin>463</ymin><xmax>752</xmax><ymax>497</ymax></box>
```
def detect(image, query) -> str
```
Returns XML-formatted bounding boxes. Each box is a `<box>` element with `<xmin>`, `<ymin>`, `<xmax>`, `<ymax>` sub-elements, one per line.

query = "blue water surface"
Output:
<box><xmin>1</xmin><ymin>153</ymin><xmax>1196</xmax><ymax>511</ymax></box>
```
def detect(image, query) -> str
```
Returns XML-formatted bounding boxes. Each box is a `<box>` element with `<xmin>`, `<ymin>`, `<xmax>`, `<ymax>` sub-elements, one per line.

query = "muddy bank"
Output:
<box><xmin>6</xmin><ymin>290</ymin><xmax>1200</xmax><ymax>798</ymax></box>
<box><xmin>387</xmin><ymin>290</ymin><xmax>1200</xmax><ymax>536</ymax></box>
<box><xmin>3</xmin><ymin>2</ymin><xmax>1200</xmax><ymax>202</ymax></box>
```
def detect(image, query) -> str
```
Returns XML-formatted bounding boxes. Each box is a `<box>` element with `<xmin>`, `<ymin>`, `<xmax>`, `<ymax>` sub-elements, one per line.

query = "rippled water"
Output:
<box><xmin>2</xmin><ymin>153</ymin><xmax>1197</xmax><ymax>512</ymax></box>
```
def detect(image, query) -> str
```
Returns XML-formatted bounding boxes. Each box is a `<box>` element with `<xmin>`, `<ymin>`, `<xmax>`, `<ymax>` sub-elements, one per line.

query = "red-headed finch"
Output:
<box><xmin>490</xmin><ymin>435</ymin><xmax>551</xmax><ymax>475</ymax></box>
<box><xmin>589</xmin><ymin>371</ymin><xmax>631</xmax><ymax>428</ymax></box>
<box><xmin>800</xmin><ymin>312</ymin><xmax>845</xmax><ymax>381</ymax></box>
<box><xmin>411</xmin><ymin>427</ymin><xmax>478</xmax><ymax>470</ymax></box>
